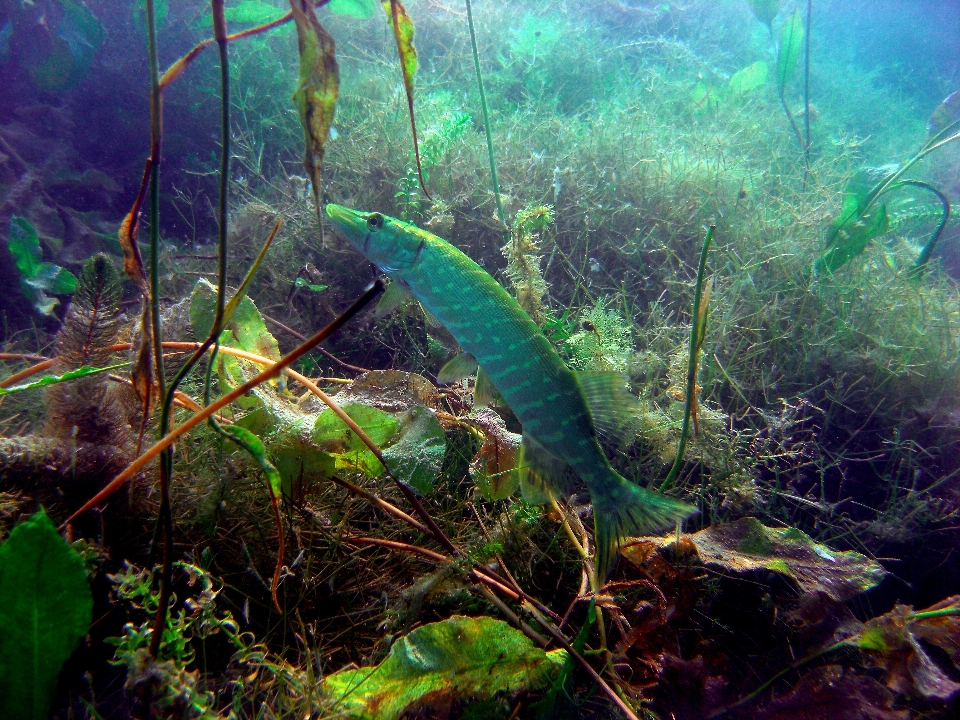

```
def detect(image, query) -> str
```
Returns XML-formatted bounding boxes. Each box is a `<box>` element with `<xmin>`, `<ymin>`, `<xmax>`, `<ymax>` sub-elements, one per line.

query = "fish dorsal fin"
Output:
<box><xmin>437</xmin><ymin>353</ymin><xmax>479</xmax><ymax>384</ymax></box>
<box><xmin>517</xmin><ymin>434</ymin><xmax>578</xmax><ymax>504</ymax></box>
<box><xmin>576</xmin><ymin>371</ymin><xmax>642</xmax><ymax>443</ymax></box>
<box><xmin>474</xmin><ymin>367</ymin><xmax>507</xmax><ymax>408</ymax></box>
<box><xmin>376</xmin><ymin>281</ymin><xmax>413</xmax><ymax>317</ymax></box>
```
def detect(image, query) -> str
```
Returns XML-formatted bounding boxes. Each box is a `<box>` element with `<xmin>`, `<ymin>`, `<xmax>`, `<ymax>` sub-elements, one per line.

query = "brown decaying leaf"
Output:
<box><xmin>117</xmin><ymin>159</ymin><xmax>150</xmax><ymax>292</ymax></box>
<box><xmin>631</xmin><ymin>517</ymin><xmax>886</xmax><ymax>603</ymax></box>
<box><xmin>382</xmin><ymin>0</ymin><xmax>428</xmax><ymax>198</ymax></box>
<box><xmin>289</xmin><ymin>0</ymin><xmax>339</xmax><ymax>219</ymax></box>
<box><xmin>467</xmin><ymin>408</ymin><xmax>521</xmax><ymax>498</ymax></box>
<box><xmin>854</xmin><ymin>596</ymin><xmax>960</xmax><ymax>700</ymax></box>
<box><xmin>747</xmin><ymin>665</ymin><xmax>908</xmax><ymax>720</ymax></box>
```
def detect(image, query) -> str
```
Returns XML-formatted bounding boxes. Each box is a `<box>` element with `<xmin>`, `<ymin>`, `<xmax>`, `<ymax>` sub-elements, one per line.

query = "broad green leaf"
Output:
<box><xmin>381</xmin><ymin>406</ymin><xmax>446</xmax><ymax>493</ymax></box>
<box><xmin>30</xmin><ymin>32</ymin><xmax>75</xmax><ymax>91</ymax></box>
<box><xmin>190</xmin><ymin>278</ymin><xmax>281</xmax><ymax>363</ymax></box>
<box><xmin>28</xmin><ymin>262</ymin><xmax>78</xmax><ymax>295</ymax></box>
<box><xmin>625</xmin><ymin>517</ymin><xmax>886</xmax><ymax>602</ymax></box>
<box><xmin>8</xmin><ymin>216</ymin><xmax>78</xmax><ymax>315</ymax></box>
<box><xmin>198</xmin><ymin>0</ymin><xmax>287</xmax><ymax>27</ymax></box>
<box><xmin>776</xmin><ymin>8</ymin><xmax>804</xmax><ymax>94</ymax></box>
<box><xmin>323</xmin><ymin>616</ymin><xmax>566</xmax><ymax>720</ymax></box>
<box><xmin>927</xmin><ymin>88</ymin><xmax>960</xmax><ymax>138</ymax></box>
<box><xmin>328</xmin><ymin>0</ymin><xmax>377</xmax><ymax>19</ymax></box>
<box><xmin>690</xmin><ymin>80</ymin><xmax>721</xmax><ymax>112</ymax></box>
<box><xmin>58</xmin><ymin>0</ymin><xmax>103</xmax><ymax>73</ymax></box>
<box><xmin>8</xmin><ymin>216</ymin><xmax>43</xmax><ymax>280</ymax></box>
<box><xmin>0</xmin><ymin>364</ymin><xmax>125</xmax><ymax>396</ymax></box>
<box><xmin>290</xmin><ymin>0</ymin><xmax>340</xmax><ymax>213</ymax></box>
<box><xmin>747</xmin><ymin>0</ymin><xmax>781</xmax><ymax>27</ymax></box>
<box><xmin>729</xmin><ymin>61</ymin><xmax>768</xmax><ymax>94</ymax></box>
<box><xmin>311</xmin><ymin>402</ymin><xmax>400</xmax><ymax>476</ymax></box>
<box><xmin>818</xmin><ymin>203</ymin><xmax>890</xmax><ymax>274</ymax></box>
<box><xmin>0</xmin><ymin>512</ymin><xmax>93</xmax><ymax>720</ymax></box>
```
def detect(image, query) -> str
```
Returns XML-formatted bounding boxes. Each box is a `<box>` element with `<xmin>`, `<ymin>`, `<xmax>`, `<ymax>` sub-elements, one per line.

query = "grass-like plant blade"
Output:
<box><xmin>777</xmin><ymin>8</ymin><xmax>803</xmax><ymax>94</ymax></box>
<box><xmin>660</xmin><ymin>225</ymin><xmax>714</xmax><ymax>491</ymax></box>
<box><xmin>324</xmin><ymin>615</ymin><xmax>565</xmax><ymax>720</ymax></box>
<box><xmin>0</xmin><ymin>512</ymin><xmax>93</xmax><ymax>720</ymax></box>
<box><xmin>0</xmin><ymin>363</ymin><xmax>125</xmax><ymax>396</ymax></box>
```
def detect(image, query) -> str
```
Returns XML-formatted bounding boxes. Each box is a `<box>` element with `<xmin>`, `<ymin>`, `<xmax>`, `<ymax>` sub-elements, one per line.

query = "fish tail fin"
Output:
<box><xmin>590</xmin><ymin>467</ymin><xmax>696</xmax><ymax>581</ymax></box>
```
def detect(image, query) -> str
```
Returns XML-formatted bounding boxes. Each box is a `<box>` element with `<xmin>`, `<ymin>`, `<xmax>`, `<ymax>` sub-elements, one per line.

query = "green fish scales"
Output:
<box><xmin>326</xmin><ymin>204</ymin><xmax>695</xmax><ymax>578</ymax></box>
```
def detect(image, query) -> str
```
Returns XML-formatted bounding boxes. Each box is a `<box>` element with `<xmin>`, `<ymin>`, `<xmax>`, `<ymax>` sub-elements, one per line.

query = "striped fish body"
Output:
<box><xmin>326</xmin><ymin>204</ymin><xmax>694</xmax><ymax>578</ymax></box>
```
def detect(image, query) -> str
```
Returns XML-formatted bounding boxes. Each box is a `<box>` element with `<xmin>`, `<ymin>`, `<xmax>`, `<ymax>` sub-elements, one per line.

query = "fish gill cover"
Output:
<box><xmin>0</xmin><ymin>1</ymin><xmax>959</xmax><ymax>718</ymax></box>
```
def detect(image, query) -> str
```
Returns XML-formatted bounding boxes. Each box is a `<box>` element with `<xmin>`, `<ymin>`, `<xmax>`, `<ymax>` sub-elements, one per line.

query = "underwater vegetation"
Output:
<box><xmin>1</xmin><ymin>0</ymin><xmax>960</xmax><ymax>718</ymax></box>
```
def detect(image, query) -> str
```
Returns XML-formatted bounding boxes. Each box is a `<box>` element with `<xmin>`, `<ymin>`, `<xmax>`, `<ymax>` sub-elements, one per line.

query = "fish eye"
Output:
<box><xmin>367</xmin><ymin>213</ymin><xmax>384</xmax><ymax>229</ymax></box>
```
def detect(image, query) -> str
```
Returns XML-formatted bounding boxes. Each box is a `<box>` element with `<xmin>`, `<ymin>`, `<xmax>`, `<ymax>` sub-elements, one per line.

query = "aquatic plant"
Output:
<box><xmin>0</xmin><ymin>511</ymin><xmax>92</xmax><ymax>720</ymax></box>
<box><xmin>817</xmin><ymin>88</ymin><xmax>960</xmax><ymax>276</ymax></box>
<box><xmin>6</xmin><ymin>216</ymin><xmax>77</xmax><ymax>316</ymax></box>
<box><xmin>564</xmin><ymin>297</ymin><xmax>634</xmax><ymax>373</ymax></box>
<box><xmin>502</xmin><ymin>203</ymin><xmax>553</xmax><ymax>323</ymax></box>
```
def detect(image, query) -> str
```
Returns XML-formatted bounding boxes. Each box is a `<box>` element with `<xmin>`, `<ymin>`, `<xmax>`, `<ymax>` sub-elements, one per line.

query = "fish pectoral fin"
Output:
<box><xmin>474</xmin><ymin>367</ymin><xmax>508</xmax><ymax>408</ymax></box>
<box><xmin>419</xmin><ymin>302</ymin><xmax>443</xmax><ymax>329</ymax></box>
<box><xmin>516</xmin><ymin>434</ymin><xmax>578</xmax><ymax>504</ymax></box>
<box><xmin>576</xmin><ymin>371</ymin><xmax>642</xmax><ymax>445</ymax></box>
<box><xmin>437</xmin><ymin>353</ymin><xmax>479</xmax><ymax>384</ymax></box>
<box><xmin>376</xmin><ymin>280</ymin><xmax>414</xmax><ymax>317</ymax></box>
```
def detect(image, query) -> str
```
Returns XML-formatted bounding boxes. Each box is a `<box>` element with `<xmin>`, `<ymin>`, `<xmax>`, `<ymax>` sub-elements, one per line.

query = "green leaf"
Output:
<box><xmin>28</xmin><ymin>262</ymin><xmax>78</xmax><ymax>295</ymax></box>
<box><xmin>0</xmin><ymin>364</ymin><xmax>126</xmax><ymax>396</ymax></box>
<box><xmin>197</xmin><ymin>0</ymin><xmax>287</xmax><ymax>28</ymax></box>
<box><xmin>8</xmin><ymin>216</ymin><xmax>43</xmax><ymax>280</ymax></box>
<box><xmin>295</xmin><ymin>276</ymin><xmax>329</xmax><ymax>292</ymax></box>
<box><xmin>328</xmin><ymin>0</ymin><xmax>378</xmax><ymax>19</ymax></box>
<box><xmin>323</xmin><ymin>616</ymin><xmax>566</xmax><ymax>720</ymax></box>
<box><xmin>190</xmin><ymin>279</ymin><xmax>282</xmax><ymax>364</ymax></box>
<box><xmin>729</xmin><ymin>61</ymin><xmax>768</xmax><ymax>94</ymax></box>
<box><xmin>217</xmin><ymin>424</ymin><xmax>283</xmax><ymax>497</ymax></box>
<box><xmin>311</xmin><ymin>402</ymin><xmax>400</xmax><ymax>476</ymax></box>
<box><xmin>8</xmin><ymin>216</ymin><xmax>78</xmax><ymax>315</ymax></box>
<box><xmin>776</xmin><ymin>8</ymin><xmax>804</xmax><ymax>94</ymax></box>
<box><xmin>747</xmin><ymin>0</ymin><xmax>781</xmax><ymax>27</ymax></box>
<box><xmin>381</xmin><ymin>406</ymin><xmax>446</xmax><ymax>493</ymax></box>
<box><xmin>0</xmin><ymin>512</ymin><xmax>93</xmax><ymax>720</ymax></box>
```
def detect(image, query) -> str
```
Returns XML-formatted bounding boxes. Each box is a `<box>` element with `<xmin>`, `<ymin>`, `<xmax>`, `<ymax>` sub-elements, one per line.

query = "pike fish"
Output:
<box><xmin>326</xmin><ymin>204</ymin><xmax>695</xmax><ymax>578</ymax></box>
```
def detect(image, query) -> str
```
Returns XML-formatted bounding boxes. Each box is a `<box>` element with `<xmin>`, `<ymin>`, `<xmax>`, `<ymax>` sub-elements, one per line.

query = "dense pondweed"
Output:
<box><xmin>1</xmin><ymin>0</ymin><xmax>960</xmax><ymax>718</ymax></box>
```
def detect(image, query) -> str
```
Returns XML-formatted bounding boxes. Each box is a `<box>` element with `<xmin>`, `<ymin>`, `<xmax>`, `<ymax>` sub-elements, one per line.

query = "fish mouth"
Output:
<box><xmin>324</xmin><ymin>203</ymin><xmax>366</xmax><ymax>241</ymax></box>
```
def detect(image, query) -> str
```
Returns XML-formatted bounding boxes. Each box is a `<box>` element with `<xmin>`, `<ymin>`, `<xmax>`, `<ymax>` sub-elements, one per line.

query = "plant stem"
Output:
<box><xmin>803</xmin><ymin>0</ymin><xmax>812</xmax><ymax>189</ymax></box>
<box><xmin>465</xmin><ymin>0</ymin><xmax>507</xmax><ymax>236</ymax></box>
<box><xmin>660</xmin><ymin>225</ymin><xmax>714</xmax><ymax>492</ymax></box>
<box><xmin>144</xmin><ymin>0</ymin><xmax>171</xmax><ymax>661</ymax></box>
